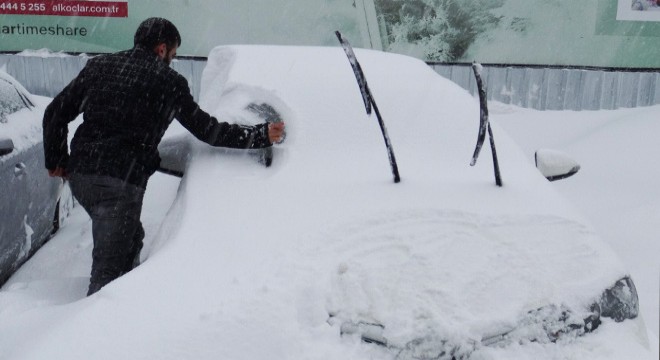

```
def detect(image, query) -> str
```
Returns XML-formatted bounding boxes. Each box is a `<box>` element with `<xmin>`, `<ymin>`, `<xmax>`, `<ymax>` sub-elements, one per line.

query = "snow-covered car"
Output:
<box><xmin>0</xmin><ymin>46</ymin><xmax>654</xmax><ymax>360</ymax></box>
<box><xmin>0</xmin><ymin>70</ymin><xmax>72</xmax><ymax>286</ymax></box>
<box><xmin>152</xmin><ymin>45</ymin><xmax>653</xmax><ymax>359</ymax></box>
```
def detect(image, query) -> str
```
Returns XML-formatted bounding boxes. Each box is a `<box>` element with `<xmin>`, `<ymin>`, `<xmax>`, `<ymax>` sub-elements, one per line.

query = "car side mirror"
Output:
<box><xmin>157</xmin><ymin>133</ymin><xmax>190</xmax><ymax>178</ymax></box>
<box><xmin>0</xmin><ymin>137</ymin><xmax>14</xmax><ymax>157</ymax></box>
<box><xmin>535</xmin><ymin>149</ymin><xmax>580</xmax><ymax>181</ymax></box>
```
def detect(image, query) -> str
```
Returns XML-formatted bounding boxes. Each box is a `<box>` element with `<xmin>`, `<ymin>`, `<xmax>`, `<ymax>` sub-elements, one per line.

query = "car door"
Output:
<box><xmin>22</xmin><ymin>136</ymin><xmax>62</xmax><ymax>252</ymax></box>
<box><xmin>0</xmin><ymin>76</ymin><xmax>53</xmax><ymax>283</ymax></box>
<box><xmin>0</xmin><ymin>132</ymin><xmax>30</xmax><ymax>282</ymax></box>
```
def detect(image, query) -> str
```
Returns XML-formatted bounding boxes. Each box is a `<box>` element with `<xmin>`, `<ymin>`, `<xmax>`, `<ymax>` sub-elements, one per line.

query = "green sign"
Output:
<box><xmin>0</xmin><ymin>0</ymin><xmax>379</xmax><ymax>56</ymax></box>
<box><xmin>0</xmin><ymin>0</ymin><xmax>658</xmax><ymax>68</ymax></box>
<box><xmin>372</xmin><ymin>0</ymin><xmax>660</xmax><ymax>68</ymax></box>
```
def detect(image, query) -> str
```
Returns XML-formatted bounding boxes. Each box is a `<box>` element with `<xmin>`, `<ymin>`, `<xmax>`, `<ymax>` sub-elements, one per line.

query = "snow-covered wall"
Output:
<box><xmin>432</xmin><ymin>64</ymin><xmax>660</xmax><ymax>111</ymax></box>
<box><xmin>0</xmin><ymin>53</ymin><xmax>207</xmax><ymax>102</ymax></box>
<box><xmin>1</xmin><ymin>53</ymin><xmax>658</xmax><ymax>111</ymax></box>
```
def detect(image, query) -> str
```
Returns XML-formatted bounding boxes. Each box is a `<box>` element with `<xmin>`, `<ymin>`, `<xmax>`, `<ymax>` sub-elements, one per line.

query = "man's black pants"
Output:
<box><xmin>68</xmin><ymin>173</ymin><xmax>145</xmax><ymax>296</ymax></box>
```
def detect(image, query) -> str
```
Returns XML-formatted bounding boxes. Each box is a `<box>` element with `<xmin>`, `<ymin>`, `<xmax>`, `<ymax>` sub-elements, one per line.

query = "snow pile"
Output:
<box><xmin>0</xmin><ymin>107</ymin><xmax>40</xmax><ymax>153</ymax></box>
<box><xmin>15</xmin><ymin>49</ymin><xmax>90</xmax><ymax>59</ymax></box>
<box><xmin>495</xmin><ymin>102</ymin><xmax>660</xmax><ymax>341</ymax></box>
<box><xmin>0</xmin><ymin>46</ymin><xmax>655</xmax><ymax>360</ymax></box>
<box><xmin>0</xmin><ymin>70</ymin><xmax>50</xmax><ymax>153</ymax></box>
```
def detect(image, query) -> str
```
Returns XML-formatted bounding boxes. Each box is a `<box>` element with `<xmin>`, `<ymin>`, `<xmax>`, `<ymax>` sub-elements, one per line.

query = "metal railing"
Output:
<box><xmin>430</xmin><ymin>63</ymin><xmax>660</xmax><ymax>111</ymax></box>
<box><xmin>2</xmin><ymin>53</ymin><xmax>659</xmax><ymax>111</ymax></box>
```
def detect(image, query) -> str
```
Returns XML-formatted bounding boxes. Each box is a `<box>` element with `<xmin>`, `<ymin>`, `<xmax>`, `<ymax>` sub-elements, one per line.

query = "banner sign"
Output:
<box><xmin>372</xmin><ymin>0</ymin><xmax>660</xmax><ymax>68</ymax></box>
<box><xmin>0</xmin><ymin>1</ymin><xmax>128</xmax><ymax>17</ymax></box>
<box><xmin>0</xmin><ymin>0</ymin><xmax>658</xmax><ymax>68</ymax></box>
<box><xmin>0</xmin><ymin>0</ymin><xmax>375</xmax><ymax>56</ymax></box>
<box><xmin>617</xmin><ymin>0</ymin><xmax>660</xmax><ymax>21</ymax></box>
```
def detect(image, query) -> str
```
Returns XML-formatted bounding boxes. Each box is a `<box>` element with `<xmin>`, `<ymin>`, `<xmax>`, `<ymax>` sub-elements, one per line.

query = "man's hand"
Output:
<box><xmin>268</xmin><ymin>122</ymin><xmax>286</xmax><ymax>144</ymax></box>
<box><xmin>48</xmin><ymin>167</ymin><xmax>68</xmax><ymax>178</ymax></box>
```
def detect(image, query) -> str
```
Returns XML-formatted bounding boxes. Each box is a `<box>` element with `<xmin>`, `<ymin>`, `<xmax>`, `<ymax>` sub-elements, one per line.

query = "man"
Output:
<box><xmin>43</xmin><ymin>17</ymin><xmax>285</xmax><ymax>295</ymax></box>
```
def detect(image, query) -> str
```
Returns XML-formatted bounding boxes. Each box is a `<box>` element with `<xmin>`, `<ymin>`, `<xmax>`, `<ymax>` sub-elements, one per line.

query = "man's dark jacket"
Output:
<box><xmin>43</xmin><ymin>46</ymin><xmax>271</xmax><ymax>188</ymax></box>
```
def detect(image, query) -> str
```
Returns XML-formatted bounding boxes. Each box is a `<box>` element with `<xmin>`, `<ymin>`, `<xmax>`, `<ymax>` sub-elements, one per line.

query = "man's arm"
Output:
<box><xmin>43</xmin><ymin>66</ymin><xmax>89</xmax><ymax>176</ymax></box>
<box><xmin>172</xmin><ymin>77</ymin><xmax>282</xmax><ymax>149</ymax></box>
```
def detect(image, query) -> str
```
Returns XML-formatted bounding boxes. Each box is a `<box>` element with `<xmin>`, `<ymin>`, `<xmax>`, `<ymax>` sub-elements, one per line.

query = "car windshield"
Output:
<box><xmin>0</xmin><ymin>78</ymin><xmax>28</xmax><ymax>123</ymax></box>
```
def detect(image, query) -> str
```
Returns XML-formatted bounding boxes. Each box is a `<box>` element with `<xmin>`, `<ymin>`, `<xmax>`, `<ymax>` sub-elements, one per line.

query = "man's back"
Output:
<box><xmin>44</xmin><ymin>30</ymin><xmax>275</xmax><ymax>188</ymax></box>
<box><xmin>42</xmin><ymin>17</ymin><xmax>283</xmax><ymax>296</ymax></box>
<box><xmin>67</xmin><ymin>46</ymin><xmax>190</xmax><ymax>187</ymax></box>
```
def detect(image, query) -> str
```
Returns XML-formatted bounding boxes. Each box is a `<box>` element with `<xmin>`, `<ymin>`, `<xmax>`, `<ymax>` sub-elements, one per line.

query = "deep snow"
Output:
<box><xmin>0</xmin><ymin>70</ymin><xmax>43</xmax><ymax>151</ymax></box>
<box><xmin>495</xmin><ymin>102</ymin><xmax>660</xmax><ymax>340</ymax></box>
<box><xmin>0</xmin><ymin>46</ymin><xmax>656</xmax><ymax>359</ymax></box>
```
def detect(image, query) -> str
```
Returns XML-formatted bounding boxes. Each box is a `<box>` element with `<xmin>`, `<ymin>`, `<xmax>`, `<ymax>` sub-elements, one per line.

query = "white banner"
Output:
<box><xmin>617</xmin><ymin>0</ymin><xmax>660</xmax><ymax>21</ymax></box>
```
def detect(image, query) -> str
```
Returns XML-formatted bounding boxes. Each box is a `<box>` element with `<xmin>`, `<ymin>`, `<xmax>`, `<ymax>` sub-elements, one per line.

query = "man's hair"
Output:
<box><xmin>134</xmin><ymin>17</ymin><xmax>182</xmax><ymax>50</ymax></box>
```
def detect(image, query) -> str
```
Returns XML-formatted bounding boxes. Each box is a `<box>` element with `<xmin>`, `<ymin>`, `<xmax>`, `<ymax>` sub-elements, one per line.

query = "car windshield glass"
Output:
<box><xmin>0</xmin><ymin>78</ymin><xmax>27</xmax><ymax>123</ymax></box>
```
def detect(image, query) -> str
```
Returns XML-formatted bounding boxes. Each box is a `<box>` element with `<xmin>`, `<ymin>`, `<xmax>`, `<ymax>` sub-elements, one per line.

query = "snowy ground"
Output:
<box><xmin>495</xmin><ymin>103</ymin><xmax>660</xmax><ymax>340</ymax></box>
<box><xmin>0</xmin><ymin>46</ymin><xmax>657</xmax><ymax>359</ymax></box>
